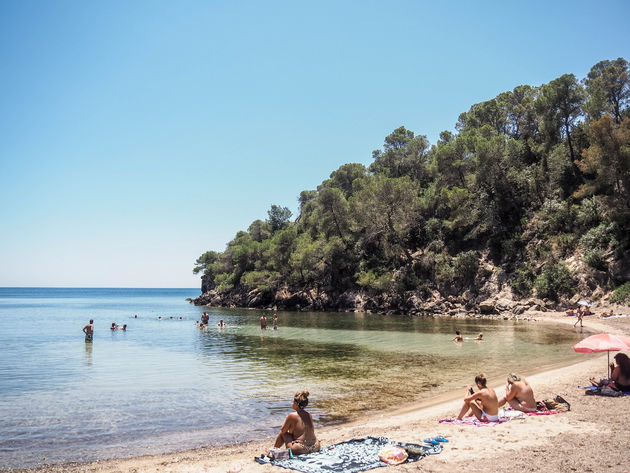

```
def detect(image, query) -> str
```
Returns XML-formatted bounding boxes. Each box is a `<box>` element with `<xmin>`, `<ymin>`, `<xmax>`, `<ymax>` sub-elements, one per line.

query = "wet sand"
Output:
<box><xmin>8</xmin><ymin>305</ymin><xmax>630</xmax><ymax>473</ymax></box>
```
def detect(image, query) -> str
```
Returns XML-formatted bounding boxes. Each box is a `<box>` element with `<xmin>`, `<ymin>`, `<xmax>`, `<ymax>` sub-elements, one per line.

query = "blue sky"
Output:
<box><xmin>1</xmin><ymin>0</ymin><xmax>628</xmax><ymax>288</ymax></box>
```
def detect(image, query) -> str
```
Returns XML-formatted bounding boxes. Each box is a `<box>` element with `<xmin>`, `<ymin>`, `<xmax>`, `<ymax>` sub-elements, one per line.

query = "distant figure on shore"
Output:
<box><xmin>83</xmin><ymin>319</ymin><xmax>94</xmax><ymax>342</ymax></box>
<box><xmin>456</xmin><ymin>373</ymin><xmax>499</xmax><ymax>422</ymax></box>
<box><xmin>452</xmin><ymin>330</ymin><xmax>463</xmax><ymax>342</ymax></box>
<box><xmin>110</xmin><ymin>322</ymin><xmax>118</xmax><ymax>330</ymax></box>
<box><xmin>261</xmin><ymin>314</ymin><xmax>268</xmax><ymax>330</ymax></box>
<box><xmin>574</xmin><ymin>307</ymin><xmax>584</xmax><ymax>328</ymax></box>
<box><xmin>273</xmin><ymin>390</ymin><xmax>320</xmax><ymax>455</ymax></box>
<box><xmin>217</xmin><ymin>319</ymin><xmax>226</xmax><ymax>327</ymax></box>
<box><xmin>497</xmin><ymin>373</ymin><xmax>536</xmax><ymax>412</ymax></box>
<box><xmin>201</xmin><ymin>312</ymin><xmax>209</xmax><ymax>324</ymax></box>
<box><xmin>273</xmin><ymin>313</ymin><xmax>278</xmax><ymax>330</ymax></box>
<box><xmin>117</xmin><ymin>324</ymin><xmax>127</xmax><ymax>331</ymax></box>
<box><xmin>600</xmin><ymin>309</ymin><xmax>615</xmax><ymax>318</ymax></box>
<box><xmin>611</xmin><ymin>353</ymin><xmax>630</xmax><ymax>391</ymax></box>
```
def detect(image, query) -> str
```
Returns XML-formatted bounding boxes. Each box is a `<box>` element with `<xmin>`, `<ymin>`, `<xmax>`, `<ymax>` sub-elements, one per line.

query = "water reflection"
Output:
<box><xmin>84</xmin><ymin>341</ymin><xmax>93</xmax><ymax>367</ymax></box>
<box><xmin>190</xmin><ymin>310</ymin><xmax>584</xmax><ymax>423</ymax></box>
<box><xmin>0</xmin><ymin>291</ymin><xmax>587</xmax><ymax>469</ymax></box>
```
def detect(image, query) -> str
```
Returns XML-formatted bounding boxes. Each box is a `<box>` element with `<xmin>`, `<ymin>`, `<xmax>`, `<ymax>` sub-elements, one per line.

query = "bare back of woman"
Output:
<box><xmin>273</xmin><ymin>391</ymin><xmax>320</xmax><ymax>455</ymax></box>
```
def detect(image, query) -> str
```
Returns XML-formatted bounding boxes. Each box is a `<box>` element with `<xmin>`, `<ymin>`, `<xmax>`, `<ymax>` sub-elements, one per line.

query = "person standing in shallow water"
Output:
<box><xmin>260</xmin><ymin>314</ymin><xmax>268</xmax><ymax>330</ymax></box>
<box><xmin>273</xmin><ymin>313</ymin><xmax>278</xmax><ymax>330</ymax></box>
<box><xmin>273</xmin><ymin>390</ymin><xmax>320</xmax><ymax>455</ymax></box>
<box><xmin>83</xmin><ymin>319</ymin><xmax>94</xmax><ymax>342</ymax></box>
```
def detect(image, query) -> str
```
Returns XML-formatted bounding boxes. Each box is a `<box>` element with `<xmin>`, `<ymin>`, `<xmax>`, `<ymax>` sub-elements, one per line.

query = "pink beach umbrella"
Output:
<box><xmin>573</xmin><ymin>333</ymin><xmax>630</xmax><ymax>377</ymax></box>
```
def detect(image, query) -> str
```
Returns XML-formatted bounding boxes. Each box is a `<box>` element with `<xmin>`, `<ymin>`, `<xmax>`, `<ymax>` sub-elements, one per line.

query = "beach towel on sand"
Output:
<box><xmin>438</xmin><ymin>408</ymin><xmax>524</xmax><ymax>426</ymax></box>
<box><xmin>255</xmin><ymin>437</ymin><xmax>441</xmax><ymax>473</ymax></box>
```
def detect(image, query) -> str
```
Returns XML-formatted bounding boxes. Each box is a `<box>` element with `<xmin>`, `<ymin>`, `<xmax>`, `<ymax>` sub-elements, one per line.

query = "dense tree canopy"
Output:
<box><xmin>195</xmin><ymin>58</ymin><xmax>630</xmax><ymax>304</ymax></box>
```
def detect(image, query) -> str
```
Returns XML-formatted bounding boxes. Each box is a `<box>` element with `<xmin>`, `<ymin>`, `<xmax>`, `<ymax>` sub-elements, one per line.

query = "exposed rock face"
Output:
<box><xmin>191</xmin><ymin>283</ymin><xmax>560</xmax><ymax>318</ymax></box>
<box><xmin>192</xmin><ymin>257</ymin><xmax>621</xmax><ymax>316</ymax></box>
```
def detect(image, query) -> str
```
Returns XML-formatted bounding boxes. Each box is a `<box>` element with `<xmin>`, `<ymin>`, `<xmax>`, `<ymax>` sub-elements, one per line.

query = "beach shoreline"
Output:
<box><xmin>7</xmin><ymin>306</ymin><xmax>630</xmax><ymax>473</ymax></box>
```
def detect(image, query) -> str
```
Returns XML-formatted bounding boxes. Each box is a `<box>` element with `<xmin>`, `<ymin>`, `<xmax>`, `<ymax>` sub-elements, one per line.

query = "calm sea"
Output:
<box><xmin>0</xmin><ymin>287</ymin><xmax>585</xmax><ymax>469</ymax></box>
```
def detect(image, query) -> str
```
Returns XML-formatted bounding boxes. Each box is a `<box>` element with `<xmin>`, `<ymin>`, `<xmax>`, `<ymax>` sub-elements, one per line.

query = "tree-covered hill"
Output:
<box><xmin>193</xmin><ymin>58</ymin><xmax>630</xmax><ymax>314</ymax></box>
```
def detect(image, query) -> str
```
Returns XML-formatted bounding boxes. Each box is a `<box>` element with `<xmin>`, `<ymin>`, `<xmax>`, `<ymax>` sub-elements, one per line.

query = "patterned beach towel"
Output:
<box><xmin>256</xmin><ymin>436</ymin><xmax>441</xmax><ymax>473</ymax></box>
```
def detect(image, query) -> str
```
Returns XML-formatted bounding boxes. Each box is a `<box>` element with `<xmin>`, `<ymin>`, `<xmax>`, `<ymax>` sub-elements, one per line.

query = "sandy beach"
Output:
<box><xmin>8</xmin><ymin>306</ymin><xmax>630</xmax><ymax>473</ymax></box>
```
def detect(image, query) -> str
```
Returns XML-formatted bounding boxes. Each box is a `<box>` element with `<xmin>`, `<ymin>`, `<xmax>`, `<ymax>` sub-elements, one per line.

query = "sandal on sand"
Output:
<box><xmin>554</xmin><ymin>395</ymin><xmax>571</xmax><ymax>411</ymax></box>
<box><xmin>254</xmin><ymin>455</ymin><xmax>270</xmax><ymax>464</ymax></box>
<box><xmin>424</xmin><ymin>436</ymin><xmax>449</xmax><ymax>444</ymax></box>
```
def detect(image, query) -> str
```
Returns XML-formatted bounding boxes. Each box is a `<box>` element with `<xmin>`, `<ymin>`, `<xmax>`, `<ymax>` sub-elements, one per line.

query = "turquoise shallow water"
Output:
<box><xmin>0</xmin><ymin>288</ymin><xmax>585</xmax><ymax>469</ymax></box>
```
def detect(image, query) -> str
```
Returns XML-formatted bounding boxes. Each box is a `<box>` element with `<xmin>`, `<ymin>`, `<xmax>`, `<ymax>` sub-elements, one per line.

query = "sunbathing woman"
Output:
<box><xmin>612</xmin><ymin>353</ymin><xmax>630</xmax><ymax>392</ymax></box>
<box><xmin>497</xmin><ymin>373</ymin><xmax>536</xmax><ymax>412</ymax></box>
<box><xmin>273</xmin><ymin>390</ymin><xmax>321</xmax><ymax>455</ymax></box>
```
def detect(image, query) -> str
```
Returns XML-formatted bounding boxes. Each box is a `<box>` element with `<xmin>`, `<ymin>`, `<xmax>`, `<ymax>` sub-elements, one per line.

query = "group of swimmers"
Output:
<box><xmin>196</xmin><ymin>312</ymin><xmax>227</xmax><ymax>329</ymax></box>
<box><xmin>452</xmin><ymin>330</ymin><xmax>483</xmax><ymax>342</ymax></box>
<box><xmin>82</xmin><ymin>319</ymin><xmax>128</xmax><ymax>341</ymax></box>
<box><xmin>260</xmin><ymin>313</ymin><xmax>279</xmax><ymax>330</ymax></box>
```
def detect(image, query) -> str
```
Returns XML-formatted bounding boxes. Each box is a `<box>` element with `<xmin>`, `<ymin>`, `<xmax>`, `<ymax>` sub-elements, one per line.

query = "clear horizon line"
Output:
<box><xmin>0</xmin><ymin>286</ymin><xmax>201</xmax><ymax>289</ymax></box>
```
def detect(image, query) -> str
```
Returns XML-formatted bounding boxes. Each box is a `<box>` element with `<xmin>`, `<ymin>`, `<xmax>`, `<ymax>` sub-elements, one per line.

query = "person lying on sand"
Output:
<box><xmin>497</xmin><ymin>373</ymin><xmax>537</xmax><ymax>412</ymax></box>
<box><xmin>456</xmin><ymin>373</ymin><xmax>499</xmax><ymax>422</ymax></box>
<box><xmin>273</xmin><ymin>390</ymin><xmax>321</xmax><ymax>455</ymax></box>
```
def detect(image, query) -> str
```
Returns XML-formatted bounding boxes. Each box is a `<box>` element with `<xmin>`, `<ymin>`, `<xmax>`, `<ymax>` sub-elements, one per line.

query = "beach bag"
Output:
<box><xmin>268</xmin><ymin>448</ymin><xmax>293</xmax><ymax>460</ymax></box>
<box><xmin>378</xmin><ymin>445</ymin><xmax>408</xmax><ymax>465</ymax></box>
<box><xmin>538</xmin><ymin>395</ymin><xmax>570</xmax><ymax>411</ymax></box>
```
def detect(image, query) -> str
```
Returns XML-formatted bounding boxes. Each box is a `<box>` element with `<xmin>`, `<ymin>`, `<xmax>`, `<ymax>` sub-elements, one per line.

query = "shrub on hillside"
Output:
<box><xmin>356</xmin><ymin>270</ymin><xmax>392</xmax><ymax>292</ymax></box>
<box><xmin>534</xmin><ymin>263</ymin><xmax>575</xmax><ymax>301</ymax></box>
<box><xmin>580</xmin><ymin>223</ymin><xmax>617</xmax><ymax>251</ymax></box>
<box><xmin>610</xmin><ymin>283</ymin><xmax>630</xmax><ymax>305</ymax></box>
<box><xmin>453</xmin><ymin>250</ymin><xmax>479</xmax><ymax>285</ymax></box>
<box><xmin>583</xmin><ymin>248</ymin><xmax>607</xmax><ymax>271</ymax></box>
<box><xmin>511</xmin><ymin>267</ymin><xmax>535</xmax><ymax>297</ymax></box>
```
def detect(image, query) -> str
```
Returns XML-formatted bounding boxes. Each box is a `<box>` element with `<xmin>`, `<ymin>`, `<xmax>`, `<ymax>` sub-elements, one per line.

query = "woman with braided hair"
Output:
<box><xmin>273</xmin><ymin>390</ymin><xmax>320</xmax><ymax>455</ymax></box>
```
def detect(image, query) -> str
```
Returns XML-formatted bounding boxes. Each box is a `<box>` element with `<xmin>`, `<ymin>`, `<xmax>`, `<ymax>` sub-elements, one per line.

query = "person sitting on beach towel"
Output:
<box><xmin>273</xmin><ymin>390</ymin><xmax>321</xmax><ymax>455</ymax></box>
<box><xmin>497</xmin><ymin>373</ymin><xmax>537</xmax><ymax>413</ymax></box>
<box><xmin>611</xmin><ymin>353</ymin><xmax>630</xmax><ymax>392</ymax></box>
<box><xmin>456</xmin><ymin>373</ymin><xmax>499</xmax><ymax>422</ymax></box>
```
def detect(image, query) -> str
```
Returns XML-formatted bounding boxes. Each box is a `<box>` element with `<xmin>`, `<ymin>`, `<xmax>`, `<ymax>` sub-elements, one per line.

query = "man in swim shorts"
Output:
<box><xmin>456</xmin><ymin>372</ymin><xmax>499</xmax><ymax>422</ymax></box>
<box><xmin>83</xmin><ymin>319</ymin><xmax>94</xmax><ymax>342</ymax></box>
<box><xmin>497</xmin><ymin>373</ymin><xmax>537</xmax><ymax>412</ymax></box>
